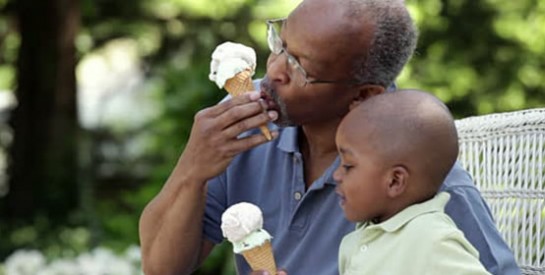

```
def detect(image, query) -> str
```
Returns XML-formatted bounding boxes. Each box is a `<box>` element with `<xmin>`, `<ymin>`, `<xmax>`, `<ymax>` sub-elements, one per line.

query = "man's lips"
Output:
<box><xmin>259</xmin><ymin>86</ymin><xmax>279</xmax><ymax>112</ymax></box>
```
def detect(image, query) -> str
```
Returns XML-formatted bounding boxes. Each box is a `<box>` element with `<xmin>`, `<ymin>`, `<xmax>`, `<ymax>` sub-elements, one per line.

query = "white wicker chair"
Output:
<box><xmin>455</xmin><ymin>108</ymin><xmax>545</xmax><ymax>275</ymax></box>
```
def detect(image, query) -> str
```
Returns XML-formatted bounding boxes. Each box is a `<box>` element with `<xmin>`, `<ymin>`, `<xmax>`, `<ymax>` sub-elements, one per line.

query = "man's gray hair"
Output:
<box><xmin>346</xmin><ymin>0</ymin><xmax>418</xmax><ymax>88</ymax></box>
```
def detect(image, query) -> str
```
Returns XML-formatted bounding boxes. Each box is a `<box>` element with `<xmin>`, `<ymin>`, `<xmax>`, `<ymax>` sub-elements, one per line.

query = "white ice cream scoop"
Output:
<box><xmin>221</xmin><ymin>202</ymin><xmax>264</xmax><ymax>243</ymax></box>
<box><xmin>221</xmin><ymin>202</ymin><xmax>276</xmax><ymax>273</ymax></box>
<box><xmin>209</xmin><ymin>42</ymin><xmax>257</xmax><ymax>88</ymax></box>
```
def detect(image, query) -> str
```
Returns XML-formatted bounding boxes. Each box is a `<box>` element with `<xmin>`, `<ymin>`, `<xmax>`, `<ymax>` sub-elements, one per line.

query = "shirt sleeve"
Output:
<box><xmin>202</xmin><ymin>173</ymin><xmax>228</xmax><ymax>244</ymax></box>
<box><xmin>441</xmin><ymin>162</ymin><xmax>521</xmax><ymax>275</ymax></box>
<box><xmin>426</xmin><ymin>231</ymin><xmax>491</xmax><ymax>275</ymax></box>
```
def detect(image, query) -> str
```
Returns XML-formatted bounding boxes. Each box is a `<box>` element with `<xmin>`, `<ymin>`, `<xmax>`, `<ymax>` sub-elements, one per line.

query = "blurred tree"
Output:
<box><xmin>2</xmin><ymin>0</ymin><xmax>80</xmax><ymax>228</ymax></box>
<box><xmin>0</xmin><ymin>0</ymin><xmax>16</xmax><ymax>92</ymax></box>
<box><xmin>401</xmin><ymin>0</ymin><xmax>545</xmax><ymax>117</ymax></box>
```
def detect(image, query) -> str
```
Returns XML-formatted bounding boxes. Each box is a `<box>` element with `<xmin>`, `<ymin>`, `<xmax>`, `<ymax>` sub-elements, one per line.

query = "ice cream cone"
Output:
<box><xmin>221</xmin><ymin>202</ymin><xmax>277</xmax><ymax>274</ymax></box>
<box><xmin>224</xmin><ymin>69</ymin><xmax>273</xmax><ymax>140</ymax></box>
<box><xmin>242</xmin><ymin>240</ymin><xmax>277</xmax><ymax>274</ymax></box>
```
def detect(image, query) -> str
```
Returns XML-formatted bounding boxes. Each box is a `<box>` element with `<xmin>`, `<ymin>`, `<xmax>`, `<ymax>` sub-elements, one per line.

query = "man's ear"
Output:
<box><xmin>386</xmin><ymin>165</ymin><xmax>409</xmax><ymax>198</ymax></box>
<box><xmin>349</xmin><ymin>85</ymin><xmax>386</xmax><ymax>111</ymax></box>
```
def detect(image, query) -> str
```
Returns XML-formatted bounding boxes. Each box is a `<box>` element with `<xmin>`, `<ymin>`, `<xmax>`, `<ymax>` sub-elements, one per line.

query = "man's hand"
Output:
<box><xmin>176</xmin><ymin>91</ymin><xmax>277</xmax><ymax>184</ymax></box>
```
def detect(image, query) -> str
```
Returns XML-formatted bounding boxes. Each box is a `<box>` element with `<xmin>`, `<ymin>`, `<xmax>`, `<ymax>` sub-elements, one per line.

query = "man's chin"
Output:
<box><xmin>272</xmin><ymin>118</ymin><xmax>296</xmax><ymax>128</ymax></box>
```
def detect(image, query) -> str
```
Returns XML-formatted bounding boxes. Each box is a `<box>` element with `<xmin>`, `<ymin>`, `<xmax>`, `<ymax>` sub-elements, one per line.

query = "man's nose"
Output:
<box><xmin>266</xmin><ymin>52</ymin><xmax>289</xmax><ymax>85</ymax></box>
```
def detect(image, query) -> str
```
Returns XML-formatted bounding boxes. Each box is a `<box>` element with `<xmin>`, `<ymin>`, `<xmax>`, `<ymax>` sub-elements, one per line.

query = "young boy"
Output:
<box><xmin>334</xmin><ymin>90</ymin><xmax>491</xmax><ymax>275</ymax></box>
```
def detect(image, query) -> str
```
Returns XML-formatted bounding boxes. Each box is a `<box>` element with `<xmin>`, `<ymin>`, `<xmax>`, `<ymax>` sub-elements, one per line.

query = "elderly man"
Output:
<box><xmin>139</xmin><ymin>0</ymin><xmax>520</xmax><ymax>274</ymax></box>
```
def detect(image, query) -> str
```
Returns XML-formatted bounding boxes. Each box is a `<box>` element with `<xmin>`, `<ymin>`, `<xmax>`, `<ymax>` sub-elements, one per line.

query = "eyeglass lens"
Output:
<box><xmin>267</xmin><ymin>22</ymin><xmax>282</xmax><ymax>54</ymax></box>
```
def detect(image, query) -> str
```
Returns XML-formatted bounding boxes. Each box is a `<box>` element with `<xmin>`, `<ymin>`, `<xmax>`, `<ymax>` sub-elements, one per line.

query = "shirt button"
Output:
<box><xmin>360</xmin><ymin>245</ymin><xmax>368</xmax><ymax>252</ymax></box>
<box><xmin>294</xmin><ymin>192</ymin><xmax>302</xmax><ymax>201</ymax></box>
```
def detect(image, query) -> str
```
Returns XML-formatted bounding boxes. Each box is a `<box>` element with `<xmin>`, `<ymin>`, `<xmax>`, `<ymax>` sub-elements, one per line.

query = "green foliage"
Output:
<box><xmin>401</xmin><ymin>0</ymin><xmax>545</xmax><ymax>117</ymax></box>
<box><xmin>143</xmin><ymin>0</ymin><xmax>250</xmax><ymax>19</ymax></box>
<box><xmin>0</xmin><ymin>1</ymin><xmax>18</xmax><ymax>90</ymax></box>
<box><xmin>0</xmin><ymin>66</ymin><xmax>14</xmax><ymax>90</ymax></box>
<box><xmin>0</xmin><ymin>221</ymin><xmax>92</xmax><ymax>260</ymax></box>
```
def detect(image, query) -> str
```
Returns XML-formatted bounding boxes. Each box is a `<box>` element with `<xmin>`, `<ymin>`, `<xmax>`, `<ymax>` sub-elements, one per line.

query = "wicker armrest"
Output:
<box><xmin>455</xmin><ymin>108</ymin><xmax>545</xmax><ymax>275</ymax></box>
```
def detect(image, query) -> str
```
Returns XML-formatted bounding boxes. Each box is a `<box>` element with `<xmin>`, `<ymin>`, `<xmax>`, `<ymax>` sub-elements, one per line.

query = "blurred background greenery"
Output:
<box><xmin>0</xmin><ymin>0</ymin><xmax>543</xmax><ymax>274</ymax></box>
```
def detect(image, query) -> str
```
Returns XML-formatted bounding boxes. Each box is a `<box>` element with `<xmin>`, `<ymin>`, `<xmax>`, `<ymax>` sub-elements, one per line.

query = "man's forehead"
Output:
<box><xmin>290</xmin><ymin>16</ymin><xmax>360</xmax><ymax>52</ymax></box>
<box><xmin>291</xmin><ymin>0</ymin><xmax>349</xmax><ymax>27</ymax></box>
<box><xmin>288</xmin><ymin>0</ymin><xmax>373</xmax><ymax>50</ymax></box>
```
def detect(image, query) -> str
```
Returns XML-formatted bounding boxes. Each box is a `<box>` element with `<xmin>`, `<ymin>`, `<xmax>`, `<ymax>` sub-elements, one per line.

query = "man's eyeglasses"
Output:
<box><xmin>266</xmin><ymin>18</ymin><xmax>364</xmax><ymax>87</ymax></box>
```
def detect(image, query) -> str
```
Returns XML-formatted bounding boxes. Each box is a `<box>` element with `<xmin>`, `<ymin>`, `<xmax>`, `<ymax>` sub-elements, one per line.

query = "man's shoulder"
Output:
<box><xmin>440</xmin><ymin>161</ymin><xmax>477</xmax><ymax>191</ymax></box>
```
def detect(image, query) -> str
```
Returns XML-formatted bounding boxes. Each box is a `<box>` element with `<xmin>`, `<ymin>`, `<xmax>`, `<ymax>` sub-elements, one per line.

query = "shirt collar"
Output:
<box><xmin>276</xmin><ymin>127</ymin><xmax>340</xmax><ymax>187</ymax></box>
<box><xmin>356</xmin><ymin>192</ymin><xmax>451</xmax><ymax>233</ymax></box>
<box><xmin>323</xmin><ymin>157</ymin><xmax>340</xmax><ymax>186</ymax></box>
<box><xmin>277</xmin><ymin>126</ymin><xmax>299</xmax><ymax>153</ymax></box>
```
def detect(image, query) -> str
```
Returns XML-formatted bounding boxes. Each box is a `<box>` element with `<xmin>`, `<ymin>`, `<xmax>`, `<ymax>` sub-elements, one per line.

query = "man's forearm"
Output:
<box><xmin>138</xmin><ymin>92</ymin><xmax>273</xmax><ymax>274</ymax></box>
<box><xmin>139</xmin><ymin>171</ymin><xmax>208</xmax><ymax>275</ymax></box>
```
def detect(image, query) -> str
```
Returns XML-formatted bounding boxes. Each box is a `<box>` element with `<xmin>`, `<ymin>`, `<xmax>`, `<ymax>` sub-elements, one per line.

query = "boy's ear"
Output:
<box><xmin>386</xmin><ymin>165</ymin><xmax>409</xmax><ymax>198</ymax></box>
<box><xmin>349</xmin><ymin>85</ymin><xmax>385</xmax><ymax>111</ymax></box>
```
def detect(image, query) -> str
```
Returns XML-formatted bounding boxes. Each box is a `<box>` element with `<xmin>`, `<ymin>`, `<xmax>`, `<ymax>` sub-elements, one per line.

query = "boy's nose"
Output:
<box><xmin>333</xmin><ymin>167</ymin><xmax>343</xmax><ymax>182</ymax></box>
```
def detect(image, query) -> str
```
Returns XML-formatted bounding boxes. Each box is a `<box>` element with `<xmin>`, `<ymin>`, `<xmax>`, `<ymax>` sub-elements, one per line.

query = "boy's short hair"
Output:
<box><xmin>348</xmin><ymin>89</ymin><xmax>459</xmax><ymax>195</ymax></box>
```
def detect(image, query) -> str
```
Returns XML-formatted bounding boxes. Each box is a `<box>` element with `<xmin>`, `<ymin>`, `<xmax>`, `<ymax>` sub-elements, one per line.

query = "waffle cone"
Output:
<box><xmin>224</xmin><ymin>69</ymin><xmax>272</xmax><ymax>140</ymax></box>
<box><xmin>241</xmin><ymin>240</ymin><xmax>277</xmax><ymax>274</ymax></box>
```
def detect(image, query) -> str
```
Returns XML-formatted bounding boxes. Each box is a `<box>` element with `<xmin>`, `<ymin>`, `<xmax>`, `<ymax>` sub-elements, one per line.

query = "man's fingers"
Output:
<box><xmin>222</xmin><ymin>110</ymin><xmax>272</xmax><ymax>139</ymax></box>
<box><xmin>193</xmin><ymin>100</ymin><xmax>264</xmax><ymax>139</ymax></box>
<box><xmin>209</xmin><ymin>91</ymin><xmax>261</xmax><ymax>117</ymax></box>
<box><xmin>221</xmin><ymin>131</ymin><xmax>278</xmax><ymax>157</ymax></box>
<box><xmin>215</xmin><ymin>100</ymin><xmax>269</xmax><ymax>131</ymax></box>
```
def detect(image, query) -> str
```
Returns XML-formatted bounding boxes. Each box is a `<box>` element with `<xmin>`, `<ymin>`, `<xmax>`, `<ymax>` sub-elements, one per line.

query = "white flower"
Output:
<box><xmin>105</xmin><ymin>257</ymin><xmax>135</xmax><ymax>275</ymax></box>
<box><xmin>124</xmin><ymin>245</ymin><xmax>141</xmax><ymax>264</ymax></box>
<box><xmin>77</xmin><ymin>247</ymin><xmax>140</xmax><ymax>275</ymax></box>
<box><xmin>36</xmin><ymin>259</ymin><xmax>79</xmax><ymax>275</ymax></box>
<box><xmin>3</xmin><ymin>246</ymin><xmax>143</xmax><ymax>275</ymax></box>
<box><xmin>5</xmin><ymin>250</ymin><xmax>45</xmax><ymax>275</ymax></box>
<box><xmin>77</xmin><ymin>251</ymin><xmax>104</xmax><ymax>275</ymax></box>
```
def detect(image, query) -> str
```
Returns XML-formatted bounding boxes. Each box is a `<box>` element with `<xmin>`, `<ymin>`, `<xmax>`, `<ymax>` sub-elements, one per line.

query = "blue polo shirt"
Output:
<box><xmin>203</xmin><ymin>124</ymin><xmax>520</xmax><ymax>275</ymax></box>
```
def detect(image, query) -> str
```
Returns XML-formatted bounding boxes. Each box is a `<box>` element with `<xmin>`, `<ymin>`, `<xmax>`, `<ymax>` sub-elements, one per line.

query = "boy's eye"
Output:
<box><xmin>342</xmin><ymin>165</ymin><xmax>353</xmax><ymax>171</ymax></box>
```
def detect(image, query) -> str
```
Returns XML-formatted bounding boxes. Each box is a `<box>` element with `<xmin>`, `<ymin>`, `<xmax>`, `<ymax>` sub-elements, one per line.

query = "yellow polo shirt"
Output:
<box><xmin>339</xmin><ymin>192</ymin><xmax>491</xmax><ymax>275</ymax></box>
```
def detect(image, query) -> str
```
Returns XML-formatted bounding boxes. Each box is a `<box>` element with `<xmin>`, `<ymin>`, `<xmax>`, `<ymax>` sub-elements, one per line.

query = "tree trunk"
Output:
<box><xmin>3</xmin><ymin>0</ymin><xmax>80</xmax><ymax>224</ymax></box>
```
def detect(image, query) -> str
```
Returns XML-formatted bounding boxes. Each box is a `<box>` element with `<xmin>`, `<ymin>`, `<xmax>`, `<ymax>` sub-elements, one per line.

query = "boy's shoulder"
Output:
<box><xmin>402</xmin><ymin>211</ymin><xmax>479</xmax><ymax>255</ymax></box>
<box><xmin>402</xmin><ymin>211</ymin><xmax>460</xmax><ymax>240</ymax></box>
